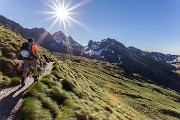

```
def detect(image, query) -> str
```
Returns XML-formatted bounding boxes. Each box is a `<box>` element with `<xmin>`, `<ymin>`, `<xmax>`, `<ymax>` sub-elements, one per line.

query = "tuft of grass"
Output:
<box><xmin>61</xmin><ymin>79</ymin><xmax>75</xmax><ymax>91</ymax></box>
<box><xmin>49</xmin><ymin>86</ymin><xmax>68</xmax><ymax>105</ymax></box>
<box><xmin>40</xmin><ymin>78</ymin><xmax>58</xmax><ymax>88</ymax></box>
<box><xmin>25</xmin><ymin>82</ymin><xmax>49</xmax><ymax>98</ymax></box>
<box><xmin>42</xmin><ymin>74</ymin><xmax>54</xmax><ymax>79</ymax></box>
<box><xmin>52</xmin><ymin>65</ymin><xmax>60</xmax><ymax>72</ymax></box>
<box><xmin>75</xmin><ymin>113</ymin><xmax>88</xmax><ymax>120</ymax></box>
<box><xmin>7</xmin><ymin>52</ymin><xmax>17</xmax><ymax>59</ymax></box>
<box><xmin>11</xmin><ymin>77</ymin><xmax>20</xmax><ymax>85</ymax></box>
<box><xmin>0</xmin><ymin>57</ymin><xmax>13</xmax><ymax>76</ymax></box>
<box><xmin>23</xmin><ymin>81</ymin><xmax>60</xmax><ymax>119</ymax></box>
<box><xmin>72</xmin><ymin>57</ymin><xmax>81</xmax><ymax>63</ymax></box>
<box><xmin>0</xmin><ymin>76</ymin><xmax>11</xmax><ymax>87</ymax></box>
<box><xmin>73</xmin><ymin>88</ymin><xmax>83</xmax><ymax>99</ymax></box>
<box><xmin>40</xmin><ymin>96</ymin><xmax>59</xmax><ymax>118</ymax></box>
<box><xmin>21</xmin><ymin>97</ymin><xmax>52</xmax><ymax>120</ymax></box>
<box><xmin>56</xmin><ymin>105</ymin><xmax>75</xmax><ymax>120</ymax></box>
<box><xmin>51</xmin><ymin>70</ymin><xmax>62</xmax><ymax>79</ymax></box>
<box><xmin>104</xmin><ymin>105</ymin><xmax>113</xmax><ymax>113</ymax></box>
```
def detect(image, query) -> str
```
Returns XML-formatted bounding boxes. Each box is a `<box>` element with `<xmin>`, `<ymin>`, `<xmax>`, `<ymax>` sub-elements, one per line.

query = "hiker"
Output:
<box><xmin>20</xmin><ymin>38</ymin><xmax>42</xmax><ymax>85</ymax></box>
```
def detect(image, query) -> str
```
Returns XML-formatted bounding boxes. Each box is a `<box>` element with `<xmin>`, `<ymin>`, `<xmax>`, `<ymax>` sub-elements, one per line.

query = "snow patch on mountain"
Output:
<box><xmin>118</xmin><ymin>54</ymin><xmax>122</xmax><ymax>64</ymax></box>
<box><xmin>85</xmin><ymin>50</ymin><xmax>94</xmax><ymax>55</ymax></box>
<box><xmin>91</xmin><ymin>44</ymin><xmax>98</xmax><ymax>50</ymax></box>
<box><xmin>94</xmin><ymin>49</ymin><xmax>103</xmax><ymax>56</ymax></box>
<box><xmin>61</xmin><ymin>40</ymin><xmax>68</xmax><ymax>46</ymax></box>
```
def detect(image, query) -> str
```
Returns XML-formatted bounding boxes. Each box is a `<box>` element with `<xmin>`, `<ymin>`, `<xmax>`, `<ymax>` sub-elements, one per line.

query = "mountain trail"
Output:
<box><xmin>0</xmin><ymin>62</ymin><xmax>54</xmax><ymax>120</ymax></box>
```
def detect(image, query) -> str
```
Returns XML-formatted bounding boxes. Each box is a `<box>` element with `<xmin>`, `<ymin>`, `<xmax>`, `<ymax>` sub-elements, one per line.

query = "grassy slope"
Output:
<box><xmin>22</xmin><ymin>53</ymin><xmax>180</xmax><ymax>120</ymax></box>
<box><xmin>0</xmin><ymin>25</ymin><xmax>53</xmax><ymax>87</ymax></box>
<box><xmin>0</xmin><ymin>25</ymin><xmax>25</xmax><ymax>86</ymax></box>
<box><xmin>0</xmin><ymin>25</ymin><xmax>180</xmax><ymax>120</ymax></box>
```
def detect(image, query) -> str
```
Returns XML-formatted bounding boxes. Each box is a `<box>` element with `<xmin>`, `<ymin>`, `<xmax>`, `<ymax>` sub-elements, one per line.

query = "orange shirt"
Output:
<box><xmin>32</xmin><ymin>44</ymin><xmax>38</xmax><ymax>55</ymax></box>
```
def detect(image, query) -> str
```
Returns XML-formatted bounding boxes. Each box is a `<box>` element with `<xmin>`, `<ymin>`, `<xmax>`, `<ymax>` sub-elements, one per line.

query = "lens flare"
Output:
<box><xmin>43</xmin><ymin>0</ymin><xmax>92</xmax><ymax>55</ymax></box>
<box><xmin>44</xmin><ymin>0</ymin><xmax>92</xmax><ymax>32</ymax></box>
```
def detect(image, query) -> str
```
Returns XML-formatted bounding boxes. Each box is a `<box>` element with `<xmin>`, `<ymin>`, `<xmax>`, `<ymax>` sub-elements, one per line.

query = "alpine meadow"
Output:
<box><xmin>0</xmin><ymin>23</ymin><xmax>180</xmax><ymax>120</ymax></box>
<box><xmin>0</xmin><ymin>0</ymin><xmax>180</xmax><ymax>120</ymax></box>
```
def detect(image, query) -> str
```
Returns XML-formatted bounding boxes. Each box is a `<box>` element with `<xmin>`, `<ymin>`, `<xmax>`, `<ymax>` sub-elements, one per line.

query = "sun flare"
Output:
<box><xmin>44</xmin><ymin>0</ymin><xmax>92</xmax><ymax>32</ymax></box>
<box><xmin>52</xmin><ymin>1</ymin><xmax>71</xmax><ymax>25</ymax></box>
<box><xmin>56</xmin><ymin>7</ymin><xmax>68</xmax><ymax>20</ymax></box>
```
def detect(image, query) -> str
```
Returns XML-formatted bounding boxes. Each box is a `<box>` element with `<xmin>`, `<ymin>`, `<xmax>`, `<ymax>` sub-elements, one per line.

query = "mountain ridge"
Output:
<box><xmin>0</xmin><ymin>15</ymin><xmax>180</xmax><ymax>92</ymax></box>
<box><xmin>0</xmin><ymin>18</ymin><xmax>180</xmax><ymax>120</ymax></box>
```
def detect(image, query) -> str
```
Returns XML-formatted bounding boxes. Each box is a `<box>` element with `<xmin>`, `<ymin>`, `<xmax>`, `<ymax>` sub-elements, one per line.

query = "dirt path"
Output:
<box><xmin>0</xmin><ymin>62</ymin><xmax>54</xmax><ymax>120</ymax></box>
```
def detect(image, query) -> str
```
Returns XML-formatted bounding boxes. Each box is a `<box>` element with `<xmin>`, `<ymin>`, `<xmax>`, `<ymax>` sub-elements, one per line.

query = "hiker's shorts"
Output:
<box><xmin>23</xmin><ymin>59</ymin><xmax>37</xmax><ymax>68</ymax></box>
<box><xmin>22</xmin><ymin>59</ymin><xmax>37</xmax><ymax>77</ymax></box>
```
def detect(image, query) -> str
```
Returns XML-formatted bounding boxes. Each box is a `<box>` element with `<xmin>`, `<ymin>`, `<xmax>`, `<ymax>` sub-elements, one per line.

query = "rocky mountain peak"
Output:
<box><xmin>88</xmin><ymin>40</ymin><xmax>94</xmax><ymax>48</ymax></box>
<box><xmin>99</xmin><ymin>38</ymin><xmax>126</xmax><ymax>50</ymax></box>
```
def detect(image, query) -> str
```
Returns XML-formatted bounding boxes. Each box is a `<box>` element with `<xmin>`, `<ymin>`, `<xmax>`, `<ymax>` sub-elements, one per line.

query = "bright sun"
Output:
<box><xmin>56</xmin><ymin>7</ymin><xmax>69</xmax><ymax>20</ymax></box>
<box><xmin>45</xmin><ymin>0</ymin><xmax>91</xmax><ymax>31</ymax></box>
<box><xmin>46</xmin><ymin>0</ymin><xmax>72</xmax><ymax>28</ymax></box>
<box><xmin>53</xmin><ymin>1</ymin><xmax>71</xmax><ymax>24</ymax></box>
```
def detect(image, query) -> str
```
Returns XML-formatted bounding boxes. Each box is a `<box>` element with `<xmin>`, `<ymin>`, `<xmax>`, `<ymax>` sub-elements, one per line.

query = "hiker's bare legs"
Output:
<box><xmin>22</xmin><ymin>68</ymin><xmax>29</xmax><ymax>78</ymax></box>
<box><xmin>21</xmin><ymin>59</ymin><xmax>38</xmax><ymax>84</ymax></box>
<box><xmin>21</xmin><ymin>63</ymin><xmax>29</xmax><ymax>85</ymax></box>
<box><xmin>33</xmin><ymin>67</ymin><xmax>38</xmax><ymax>77</ymax></box>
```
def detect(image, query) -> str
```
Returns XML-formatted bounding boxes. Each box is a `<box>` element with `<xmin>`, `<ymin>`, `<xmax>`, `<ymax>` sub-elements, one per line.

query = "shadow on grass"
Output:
<box><xmin>160</xmin><ymin>109</ymin><xmax>180</xmax><ymax>119</ymax></box>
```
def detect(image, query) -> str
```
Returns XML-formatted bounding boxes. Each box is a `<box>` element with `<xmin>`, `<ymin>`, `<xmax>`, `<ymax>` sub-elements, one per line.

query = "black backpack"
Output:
<box><xmin>21</xmin><ymin>42</ymin><xmax>30</xmax><ymax>51</ymax></box>
<box><xmin>19</xmin><ymin>42</ymin><xmax>31</xmax><ymax>59</ymax></box>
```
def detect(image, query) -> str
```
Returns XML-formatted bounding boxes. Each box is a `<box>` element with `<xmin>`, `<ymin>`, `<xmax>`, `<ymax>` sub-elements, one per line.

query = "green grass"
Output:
<box><xmin>0</xmin><ymin>75</ymin><xmax>11</xmax><ymax>87</ymax></box>
<box><xmin>61</xmin><ymin>79</ymin><xmax>75</xmax><ymax>91</ymax></box>
<box><xmin>21</xmin><ymin>54</ymin><xmax>180</xmax><ymax>119</ymax></box>
<box><xmin>21</xmin><ymin>97</ymin><xmax>52</xmax><ymax>120</ymax></box>
<box><xmin>22</xmin><ymin>75</ymin><xmax>71</xmax><ymax>119</ymax></box>
<box><xmin>1</xmin><ymin>25</ymin><xmax>180</xmax><ymax>120</ymax></box>
<box><xmin>0</xmin><ymin>25</ymin><xmax>56</xmax><ymax>87</ymax></box>
<box><xmin>11</xmin><ymin>77</ymin><xmax>20</xmax><ymax>85</ymax></box>
<box><xmin>49</xmin><ymin>86</ymin><xmax>68</xmax><ymax>104</ymax></box>
<box><xmin>58</xmin><ymin>55</ymin><xmax>180</xmax><ymax>120</ymax></box>
<box><xmin>0</xmin><ymin>26</ymin><xmax>25</xmax><ymax>86</ymax></box>
<box><xmin>22</xmin><ymin>80</ymin><xmax>60</xmax><ymax>119</ymax></box>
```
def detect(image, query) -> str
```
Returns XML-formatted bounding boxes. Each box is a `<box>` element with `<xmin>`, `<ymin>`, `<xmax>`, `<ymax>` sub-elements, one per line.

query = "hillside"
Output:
<box><xmin>83</xmin><ymin>39</ymin><xmax>180</xmax><ymax>92</ymax></box>
<box><xmin>0</xmin><ymin>25</ymin><xmax>180</xmax><ymax>120</ymax></box>
<box><xmin>20</xmin><ymin>54</ymin><xmax>180</xmax><ymax>120</ymax></box>
<box><xmin>1</xmin><ymin>15</ymin><xmax>180</xmax><ymax>93</ymax></box>
<box><xmin>0</xmin><ymin>25</ymin><xmax>53</xmax><ymax>87</ymax></box>
<box><xmin>0</xmin><ymin>15</ymin><xmax>83</xmax><ymax>56</ymax></box>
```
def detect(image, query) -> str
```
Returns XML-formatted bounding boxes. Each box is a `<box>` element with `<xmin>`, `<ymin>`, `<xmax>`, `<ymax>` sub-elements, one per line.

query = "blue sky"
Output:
<box><xmin>0</xmin><ymin>0</ymin><xmax>180</xmax><ymax>55</ymax></box>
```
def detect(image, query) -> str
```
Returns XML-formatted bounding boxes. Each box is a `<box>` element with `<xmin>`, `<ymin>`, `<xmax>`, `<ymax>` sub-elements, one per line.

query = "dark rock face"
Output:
<box><xmin>51</xmin><ymin>31</ymin><xmax>83</xmax><ymax>55</ymax></box>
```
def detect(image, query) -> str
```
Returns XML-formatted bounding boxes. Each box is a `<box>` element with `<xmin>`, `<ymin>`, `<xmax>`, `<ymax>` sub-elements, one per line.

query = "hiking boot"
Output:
<box><xmin>33</xmin><ymin>75</ymin><xmax>39</xmax><ymax>82</ymax></box>
<box><xmin>21</xmin><ymin>77</ymin><xmax>25</xmax><ymax>86</ymax></box>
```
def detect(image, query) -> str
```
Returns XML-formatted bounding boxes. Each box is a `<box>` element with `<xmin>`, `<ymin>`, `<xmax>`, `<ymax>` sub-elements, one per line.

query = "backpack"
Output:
<box><xmin>19</xmin><ymin>42</ymin><xmax>34</xmax><ymax>59</ymax></box>
<box><xmin>19</xmin><ymin>42</ymin><xmax>37</xmax><ymax>60</ymax></box>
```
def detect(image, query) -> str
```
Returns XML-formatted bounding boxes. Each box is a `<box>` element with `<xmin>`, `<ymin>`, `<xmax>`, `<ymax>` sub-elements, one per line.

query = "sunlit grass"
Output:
<box><xmin>1</xmin><ymin>25</ymin><xmax>180</xmax><ymax>120</ymax></box>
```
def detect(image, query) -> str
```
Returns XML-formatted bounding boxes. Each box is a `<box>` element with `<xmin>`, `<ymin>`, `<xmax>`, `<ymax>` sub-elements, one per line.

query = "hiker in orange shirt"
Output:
<box><xmin>20</xmin><ymin>38</ymin><xmax>42</xmax><ymax>86</ymax></box>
